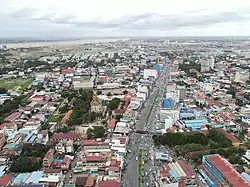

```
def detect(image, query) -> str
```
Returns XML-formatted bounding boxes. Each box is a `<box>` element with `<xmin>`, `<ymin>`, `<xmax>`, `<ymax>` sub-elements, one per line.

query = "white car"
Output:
<box><xmin>136</xmin><ymin>157</ymin><xmax>138</xmax><ymax>161</ymax></box>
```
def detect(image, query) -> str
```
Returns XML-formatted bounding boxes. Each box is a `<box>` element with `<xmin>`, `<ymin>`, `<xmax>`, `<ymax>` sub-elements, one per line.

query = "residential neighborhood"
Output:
<box><xmin>1</xmin><ymin>38</ymin><xmax>250</xmax><ymax>187</ymax></box>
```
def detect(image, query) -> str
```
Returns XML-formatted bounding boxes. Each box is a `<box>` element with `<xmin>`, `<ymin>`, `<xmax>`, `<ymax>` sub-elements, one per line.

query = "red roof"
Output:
<box><xmin>206</xmin><ymin>154</ymin><xmax>250</xmax><ymax>187</ymax></box>
<box><xmin>108</xmin><ymin>118</ymin><xmax>116</xmax><ymax>129</ymax></box>
<box><xmin>61</xmin><ymin>110</ymin><xmax>73</xmax><ymax>123</ymax></box>
<box><xmin>62</xmin><ymin>156</ymin><xmax>71</xmax><ymax>165</ymax></box>
<box><xmin>109</xmin><ymin>166</ymin><xmax>120</xmax><ymax>172</ymax></box>
<box><xmin>51</xmin><ymin>133</ymin><xmax>83</xmax><ymax>140</ymax></box>
<box><xmin>178</xmin><ymin>161</ymin><xmax>194</xmax><ymax>178</ymax></box>
<box><xmin>0</xmin><ymin>122</ymin><xmax>16</xmax><ymax>129</ymax></box>
<box><xmin>114</xmin><ymin>108</ymin><xmax>124</xmax><ymax>115</ymax></box>
<box><xmin>160</xmin><ymin>170</ymin><xmax>169</xmax><ymax>178</ymax></box>
<box><xmin>0</xmin><ymin>175</ymin><xmax>12</xmax><ymax>186</ymax></box>
<box><xmin>216</xmin><ymin>129</ymin><xmax>240</xmax><ymax>143</ymax></box>
<box><xmin>119</xmin><ymin>137</ymin><xmax>126</xmax><ymax>144</ymax></box>
<box><xmin>85</xmin><ymin>155</ymin><xmax>103</xmax><ymax>162</ymax></box>
<box><xmin>4</xmin><ymin>112</ymin><xmax>21</xmax><ymax>122</ymax></box>
<box><xmin>85</xmin><ymin>176</ymin><xmax>95</xmax><ymax>187</ymax></box>
<box><xmin>83</xmin><ymin>140</ymin><xmax>98</xmax><ymax>146</ymax></box>
<box><xmin>98</xmin><ymin>180</ymin><xmax>120</xmax><ymax>187</ymax></box>
<box><xmin>44</xmin><ymin>149</ymin><xmax>55</xmax><ymax>160</ymax></box>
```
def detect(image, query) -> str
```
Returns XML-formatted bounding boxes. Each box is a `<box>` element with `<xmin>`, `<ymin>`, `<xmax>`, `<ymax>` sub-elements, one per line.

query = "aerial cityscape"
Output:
<box><xmin>2</xmin><ymin>0</ymin><xmax>250</xmax><ymax>187</ymax></box>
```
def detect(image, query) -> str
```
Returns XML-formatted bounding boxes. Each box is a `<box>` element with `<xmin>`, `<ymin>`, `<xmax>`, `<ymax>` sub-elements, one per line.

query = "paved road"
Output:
<box><xmin>122</xmin><ymin>60</ymin><xmax>170</xmax><ymax>187</ymax></box>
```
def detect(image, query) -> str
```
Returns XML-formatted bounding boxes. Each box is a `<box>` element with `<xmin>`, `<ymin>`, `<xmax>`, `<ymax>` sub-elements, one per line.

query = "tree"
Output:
<box><xmin>59</xmin><ymin>104</ymin><xmax>68</xmax><ymax>113</ymax></box>
<box><xmin>10</xmin><ymin>157</ymin><xmax>41</xmax><ymax>172</ymax></box>
<box><xmin>86</xmin><ymin>128</ymin><xmax>94</xmax><ymax>139</ymax></box>
<box><xmin>73</xmin><ymin>143</ymin><xmax>80</xmax><ymax>151</ymax></box>
<box><xmin>123</xmin><ymin>90</ymin><xmax>128</xmax><ymax>95</ymax></box>
<box><xmin>108</xmin><ymin>98</ymin><xmax>121</xmax><ymax>110</ymax></box>
<box><xmin>86</xmin><ymin>126</ymin><xmax>106</xmax><ymax>139</ymax></box>
<box><xmin>0</xmin><ymin>88</ymin><xmax>7</xmax><ymax>94</ymax></box>
<box><xmin>227</xmin><ymin>87</ymin><xmax>236</xmax><ymax>98</ymax></box>
<box><xmin>101</xmin><ymin>120</ymin><xmax>108</xmax><ymax>127</ymax></box>
<box><xmin>97</xmin><ymin>90</ymin><xmax>102</xmax><ymax>95</ymax></box>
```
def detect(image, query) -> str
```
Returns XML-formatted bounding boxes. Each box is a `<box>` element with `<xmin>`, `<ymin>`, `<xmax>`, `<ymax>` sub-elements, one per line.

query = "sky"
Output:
<box><xmin>1</xmin><ymin>0</ymin><xmax>250</xmax><ymax>38</ymax></box>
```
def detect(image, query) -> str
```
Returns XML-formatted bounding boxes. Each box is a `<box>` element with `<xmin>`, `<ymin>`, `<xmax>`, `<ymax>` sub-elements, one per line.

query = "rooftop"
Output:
<box><xmin>205</xmin><ymin>154</ymin><xmax>250</xmax><ymax>187</ymax></box>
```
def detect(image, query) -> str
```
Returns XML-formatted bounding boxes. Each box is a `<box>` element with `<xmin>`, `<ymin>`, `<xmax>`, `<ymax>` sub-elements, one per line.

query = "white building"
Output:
<box><xmin>143</xmin><ymin>69</ymin><xmax>158</xmax><ymax>79</ymax></box>
<box><xmin>201</xmin><ymin>56</ymin><xmax>214</xmax><ymax>72</ymax></box>
<box><xmin>160</xmin><ymin>109</ymin><xmax>180</xmax><ymax>122</ymax></box>
<box><xmin>234</xmin><ymin>71</ymin><xmax>249</xmax><ymax>83</ymax></box>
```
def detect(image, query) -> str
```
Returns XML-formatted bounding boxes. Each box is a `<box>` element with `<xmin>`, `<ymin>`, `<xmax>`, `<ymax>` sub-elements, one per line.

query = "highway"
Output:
<box><xmin>122</xmin><ymin>60</ymin><xmax>170</xmax><ymax>187</ymax></box>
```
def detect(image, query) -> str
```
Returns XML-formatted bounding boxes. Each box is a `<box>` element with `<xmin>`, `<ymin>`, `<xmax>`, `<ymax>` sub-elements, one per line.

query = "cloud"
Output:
<box><xmin>9</xmin><ymin>7</ymin><xmax>35</xmax><ymax>18</ymax></box>
<box><xmin>66</xmin><ymin>11</ymin><xmax>250</xmax><ymax>30</ymax></box>
<box><xmin>2</xmin><ymin>1</ymin><xmax>250</xmax><ymax>38</ymax></box>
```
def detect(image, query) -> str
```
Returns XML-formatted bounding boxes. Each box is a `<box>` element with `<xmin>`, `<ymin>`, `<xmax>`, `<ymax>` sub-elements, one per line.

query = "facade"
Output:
<box><xmin>183</xmin><ymin>119</ymin><xmax>208</xmax><ymax>131</ymax></box>
<box><xmin>43</xmin><ymin>149</ymin><xmax>55</xmax><ymax>168</ymax></box>
<box><xmin>143</xmin><ymin>69</ymin><xmax>158</xmax><ymax>79</ymax></box>
<box><xmin>201</xmin><ymin>154</ymin><xmax>250</xmax><ymax>187</ymax></box>
<box><xmin>91</xmin><ymin>95</ymin><xmax>104</xmax><ymax>113</ymax></box>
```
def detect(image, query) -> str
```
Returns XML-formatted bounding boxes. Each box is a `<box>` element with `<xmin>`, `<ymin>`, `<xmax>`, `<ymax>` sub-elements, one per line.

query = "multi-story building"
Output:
<box><xmin>200</xmin><ymin>154</ymin><xmax>250</xmax><ymax>187</ymax></box>
<box><xmin>43</xmin><ymin>149</ymin><xmax>55</xmax><ymax>168</ymax></box>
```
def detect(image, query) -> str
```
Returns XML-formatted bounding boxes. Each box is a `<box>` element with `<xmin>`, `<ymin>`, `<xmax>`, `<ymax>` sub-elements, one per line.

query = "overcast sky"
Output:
<box><xmin>1</xmin><ymin>0</ymin><xmax>250</xmax><ymax>38</ymax></box>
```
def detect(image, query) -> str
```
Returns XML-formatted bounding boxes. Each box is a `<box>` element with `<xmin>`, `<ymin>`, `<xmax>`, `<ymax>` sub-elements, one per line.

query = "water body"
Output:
<box><xmin>2</xmin><ymin>38</ymin><xmax>129</xmax><ymax>48</ymax></box>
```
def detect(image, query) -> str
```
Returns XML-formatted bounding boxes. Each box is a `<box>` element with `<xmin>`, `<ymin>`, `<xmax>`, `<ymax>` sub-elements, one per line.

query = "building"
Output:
<box><xmin>143</xmin><ymin>69</ymin><xmax>158</xmax><ymax>79</ymax></box>
<box><xmin>61</xmin><ymin>156</ymin><xmax>71</xmax><ymax>171</ymax></box>
<box><xmin>50</xmin><ymin>133</ymin><xmax>83</xmax><ymax>143</ymax></box>
<box><xmin>91</xmin><ymin>94</ymin><xmax>104</xmax><ymax>113</ymax></box>
<box><xmin>43</xmin><ymin>149</ymin><xmax>55</xmax><ymax>168</ymax></box>
<box><xmin>216</xmin><ymin>128</ymin><xmax>241</xmax><ymax>147</ymax></box>
<box><xmin>98</xmin><ymin>180</ymin><xmax>120</xmax><ymax>187</ymax></box>
<box><xmin>234</xmin><ymin>71</ymin><xmax>249</xmax><ymax>83</ymax></box>
<box><xmin>4</xmin><ymin>112</ymin><xmax>21</xmax><ymax>122</ymax></box>
<box><xmin>162</xmin><ymin>98</ymin><xmax>175</xmax><ymax>109</ymax></box>
<box><xmin>201</xmin><ymin>56</ymin><xmax>214</xmax><ymax>72</ymax></box>
<box><xmin>55</xmin><ymin>140</ymin><xmax>74</xmax><ymax>154</ymax></box>
<box><xmin>183</xmin><ymin>119</ymin><xmax>208</xmax><ymax>131</ymax></box>
<box><xmin>200</xmin><ymin>154</ymin><xmax>250</xmax><ymax>187</ymax></box>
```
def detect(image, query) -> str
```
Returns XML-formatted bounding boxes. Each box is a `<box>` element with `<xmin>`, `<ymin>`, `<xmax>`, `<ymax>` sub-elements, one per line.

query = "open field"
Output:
<box><xmin>0</xmin><ymin>77</ymin><xmax>33</xmax><ymax>91</ymax></box>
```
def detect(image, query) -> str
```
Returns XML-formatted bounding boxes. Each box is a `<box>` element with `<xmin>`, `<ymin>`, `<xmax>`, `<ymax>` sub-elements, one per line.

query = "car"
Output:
<box><xmin>136</xmin><ymin>157</ymin><xmax>138</xmax><ymax>161</ymax></box>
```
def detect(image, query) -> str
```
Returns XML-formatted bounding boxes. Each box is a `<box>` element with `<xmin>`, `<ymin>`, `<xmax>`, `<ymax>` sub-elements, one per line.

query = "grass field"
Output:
<box><xmin>48</xmin><ymin>114</ymin><xmax>64</xmax><ymax>123</ymax></box>
<box><xmin>0</xmin><ymin>77</ymin><xmax>33</xmax><ymax>91</ymax></box>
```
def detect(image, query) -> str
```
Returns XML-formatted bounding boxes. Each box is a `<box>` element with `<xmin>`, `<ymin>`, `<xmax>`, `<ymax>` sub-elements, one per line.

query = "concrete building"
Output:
<box><xmin>143</xmin><ymin>69</ymin><xmax>158</xmax><ymax>79</ymax></box>
<box><xmin>199</xmin><ymin>154</ymin><xmax>250</xmax><ymax>187</ymax></box>
<box><xmin>234</xmin><ymin>71</ymin><xmax>249</xmax><ymax>83</ymax></box>
<box><xmin>201</xmin><ymin>56</ymin><xmax>214</xmax><ymax>72</ymax></box>
<box><xmin>43</xmin><ymin>149</ymin><xmax>55</xmax><ymax>168</ymax></box>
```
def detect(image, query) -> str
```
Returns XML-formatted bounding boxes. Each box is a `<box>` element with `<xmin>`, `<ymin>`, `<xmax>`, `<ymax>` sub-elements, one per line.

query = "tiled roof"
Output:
<box><xmin>0</xmin><ymin>175</ymin><xmax>12</xmax><ymax>186</ymax></box>
<box><xmin>4</xmin><ymin>112</ymin><xmax>21</xmax><ymax>122</ymax></box>
<box><xmin>206</xmin><ymin>154</ymin><xmax>250</xmax><ymax>187</ymax></box>
<box><xmin>98</xmin><ymin>180</ymin><xmax>120</xmax><ymax>187</ymax></box>
<box><xmin>51</xmin><ymin>133</ymin><xmax>83</xmax><ymax>140</ymax></box>
<box><xmin>61</xmin><ymin>110</ymin><xmax>73</xmax><ymax>123</ymax></box>
<box><xmin>84</xmin><ymin>155</ymin><xmax>103</xmax><ymax>162</ymax></box>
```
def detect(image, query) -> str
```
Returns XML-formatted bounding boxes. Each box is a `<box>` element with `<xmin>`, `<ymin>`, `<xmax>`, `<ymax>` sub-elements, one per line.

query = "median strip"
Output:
<box><xmin>138</xmin><ymin>148</ymin><xmax>143</xmax><ymax>187</ymax></box>
<box><xmin>146</xmin><ymin>91</ymin><xmax>159</xmax><ymax>125</ymax></box>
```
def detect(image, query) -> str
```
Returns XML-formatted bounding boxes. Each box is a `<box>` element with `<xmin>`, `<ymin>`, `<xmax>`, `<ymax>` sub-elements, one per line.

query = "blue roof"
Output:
<box><xmin>242</xmin><ymin>172</ymin><xmax>250</xmax><ymax>182</ymax></box>
<box><xmin>0</xmin><ymin>166</ymin><xmax>6</xmax><ymax>177</ymax></box>
<box><xmin>13</xmin><ymin>173</ymin><xmax>30</xmax><ymax>184</ymax></box>
<box><xmin>243</xmin><ymin>115</ymin><xmax>250</xmax><ymax>119</ymax></box>
<box><xmin>25</xmin><ymin>171</ymin><xmax>43</xmax><ymax>184</ymax></box>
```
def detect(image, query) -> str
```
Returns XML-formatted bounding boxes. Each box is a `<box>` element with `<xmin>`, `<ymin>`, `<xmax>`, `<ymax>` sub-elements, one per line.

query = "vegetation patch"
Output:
<box><xmin>0</xmin><ymin>77</ymin><xmax>33</xmax><ymax>91</ymax></box>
